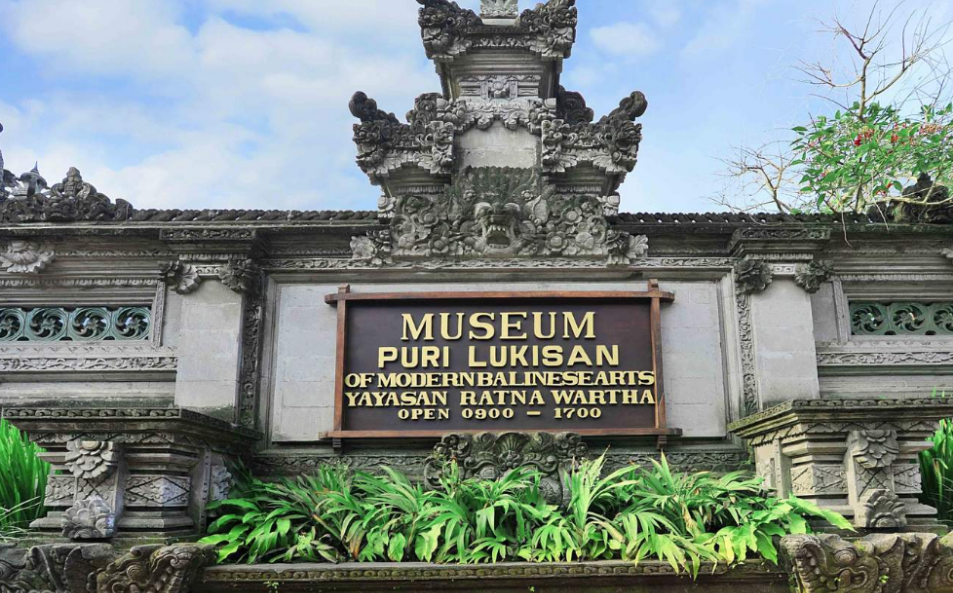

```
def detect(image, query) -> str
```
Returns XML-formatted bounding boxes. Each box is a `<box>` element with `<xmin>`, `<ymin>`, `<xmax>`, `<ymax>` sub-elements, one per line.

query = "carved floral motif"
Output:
<box><xmin>65</xmin><ymin>441</ymin><xmax>120</xmax><ymax>480</ymax></box>
<box><xmin>210</xmin><ymin>466</ymin><xmax>233</xmax><ymax>502</ymax></box>
<box><xmin>217</xmin><ymin>259</ymin><xmax>259</xmax><ymax>294</ymax></box>
<box><xmin>63</xmin><ymin>497</ymin><xmax>115</xmax><ymax>540</ymax></box>
<box><xmin>734</xmin><ymin>259</ymin><xmax>773</xmax><ymax>294</ymax></box>
<box><xmin>794</xmin><ymin>260</ymin><xmax>834</xmax><ymax>293</ymax></box>
<box><xmin>860</xmin><ymin>489</ymin><xmax>908</xmax><ymax>528</ymax></box>
<box><xmin>849</xmin><ymin>430</ymin><xmax>900</xmax><ymax>469</ymax></box>
<box><xmin>159</xmin><ymin>261</ymin><xmax>201</xmax><ymax>295</ymax></box>
<box><xmin>0</xmin><ymin>241</ymin><xmax>55</xmax><ymax>274</ymax></box>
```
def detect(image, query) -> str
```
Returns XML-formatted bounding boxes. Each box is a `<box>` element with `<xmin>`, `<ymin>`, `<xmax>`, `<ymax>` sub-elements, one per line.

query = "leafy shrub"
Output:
<box><xmin>0</xmin><ymin>418</ymin><xmax>48</xmax><ymax>540</ymax></box>
<box><xmin>202</xmin><ymin>455</ymin><xmax>850</xmax><ymax>574</ymax></box>
<box><xmin>920</xmin><ymin>417</ymin><xmax>953</xmax><ymax>523</ymax></box>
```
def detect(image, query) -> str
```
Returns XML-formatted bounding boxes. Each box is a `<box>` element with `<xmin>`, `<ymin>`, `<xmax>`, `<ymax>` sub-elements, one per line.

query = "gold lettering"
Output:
<box><xmin>563</xmin><ymin>312</ymin><xmax>596</xmax><ymax>339</ymax></box>
<box><xmin>469</xmin><ymin>313</ymin><xmax>494</xmax><ymax>340</ymax></box>
<box><xmin>378</xmin><ymin>347</ymin><xmax>398</xmax><ymax>369</ymax></box>
<box><xmin>500</xmin><ymin>312</ymin><xmax>528</xmax><ymax>340</ymax></box>
<box><xmin>533</xmin><ymin>312</ymin><xmax>557</xmax><ymax>339</ymax></box>
<box><xmin>440</xmin><ymin>313</ymin><xmax>464</xmax><ymax>341</ymax></box>
<box><xmin>596</xmin><ymin>345</ymin><xmax>619</xmax><ymax>367</ymax></box>
<box><xmin>402</xmin><ymin>314</ymin><xmax>434</xmax><ymax>341</ymax></box>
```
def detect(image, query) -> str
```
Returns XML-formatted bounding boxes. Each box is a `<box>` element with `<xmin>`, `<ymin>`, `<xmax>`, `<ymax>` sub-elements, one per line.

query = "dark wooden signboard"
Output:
<box><xmin>323</xmin><ymin>283</ymin><xmax>679</xmax><ymax>440</ymax></box>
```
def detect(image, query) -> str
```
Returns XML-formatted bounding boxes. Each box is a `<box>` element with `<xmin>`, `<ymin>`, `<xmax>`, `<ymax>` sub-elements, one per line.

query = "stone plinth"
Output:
<box><xmin>729</xmin><ymin>398</ymin><xmax>953</xmax><ymax>529</ymax></box>
<box><xmin>1</xmin><ymin>407</ymin><xmax>259</xmax><ymax>541</ymax></box>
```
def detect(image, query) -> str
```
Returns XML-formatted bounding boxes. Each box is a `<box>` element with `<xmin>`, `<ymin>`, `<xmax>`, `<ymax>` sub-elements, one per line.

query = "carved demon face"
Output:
<box><xmin>474</xmin><ymin>201</ymin><xmax>522</xmax><ymax>254</ymax></box>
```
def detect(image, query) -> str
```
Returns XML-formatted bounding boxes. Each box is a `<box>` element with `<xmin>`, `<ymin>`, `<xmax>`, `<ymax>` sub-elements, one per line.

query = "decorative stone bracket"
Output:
<box><xmin>1</xmin><ymin>407</ymin><xmax>257</xmax><ymax>541</ymax></box>
<box><xmin>729</xmin><ymin>398</ymin><xmax>953</xmax><ymax>529</ymax></box>
<box><xmin>0</xmin><ymin>543</ymin><xmax>213</xmax><ymax>593</ymax></box>
<box><xmin>781</xmin><ymin>532</ymin><xmax>953</xmax><ymax>593</ymax></box>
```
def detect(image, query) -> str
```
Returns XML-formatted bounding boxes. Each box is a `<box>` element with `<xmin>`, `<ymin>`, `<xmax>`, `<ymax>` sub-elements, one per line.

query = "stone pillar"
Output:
<box><xmin>2</xmin><ymin>406</ymin><xmax>258</xmax><ymax>541</ymax></box>
<box><xmin>730</xmin><ymin>227</ymin><xmax>833</xmax><ymax>414</ymax></box>
<box><xmin>174</xmin><ymin>280</ymin><xmax>245</xmax><ymax>420</ymax></box>
<box><xmin>730</xmin><ymin>398</ymin><xmax>953</xmax><ymax>529</ymax></box>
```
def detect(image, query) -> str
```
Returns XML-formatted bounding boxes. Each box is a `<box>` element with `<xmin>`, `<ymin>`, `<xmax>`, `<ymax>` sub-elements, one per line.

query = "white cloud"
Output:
<box><xmin>0</xmin><ymin>0</ymin><xmax>434</xmax><ymax>211</ymax></box>
<box><xmin>590</xmin><ymin>22</ymin><xmax>662</xmax><ymax>59</ymax></box>
<box><xmin>648</xmin><ymin>3</ymin><xmax>681</xmax><ymax>27</ymax></box>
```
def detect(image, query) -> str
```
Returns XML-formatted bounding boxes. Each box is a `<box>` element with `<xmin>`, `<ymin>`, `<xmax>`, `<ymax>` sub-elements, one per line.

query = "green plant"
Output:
<box><xmin>920</xmin><ymin>391</ymin><xmax>953</xmax><ymax>522</ymax></box>
<box><xmin>201</xmin><ymin>456</ymin><xmax>852</xmax><ymax>575</ymax></box>
<box><xmin>0</xmin><ymin>418</ymin><xmax>48</xmax><ymax>540</ymax></box>
<box><xmin>792</xmin><ymin>102</ymin><xmax>953</xmax><ymax>213</ymax></box>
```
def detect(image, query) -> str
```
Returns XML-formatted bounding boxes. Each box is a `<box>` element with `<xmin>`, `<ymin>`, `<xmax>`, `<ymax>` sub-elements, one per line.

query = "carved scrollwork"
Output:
<box><xmin>0</xmin><ymin>544</ymin><xmax>114</xmax><ymax>593</ymax></box>
<box><xmin>781</xmin><ymin>533</ymin><xmax>953</xmax><ymax>593</ymax></box>
<box><xmin>0</xmin><ymin>240</ymin><xmax>55</xmax><ymax>274</ymax></box>
<box><xmin>481</xmin><ymin>0</ymin><xmax>518</xmax><ymax>18</ymax></box>
<box><xmin>209</xmin><ymin>465</ymin><xmax>233</xmax><ymax>503</ymax></box>
<box><xmin>350</xmin><ymin>167</ymin><xmax>647</xmax><ymax>266</ymax></box>
<box><xmin>860</xmin><ymin>489</ymin><xmax>908</xmax><ymax>528</ymax></box>
<box><xmin>159</xmin><ymin>261</ymin><xmax>201</xmax><ymax>295</ymax></box>
<box><xmin>734</xmin><ymin>259</ymin><xmax>773</xmax><ymax>294</ymax></box>
<box><xmin>424</xmin><ymin>432</ymin><xmax>589</xmax><ymax>505</ymax></box>
<box><xmin>96</xmin><ymin>544</ymin><xmax>215</xmax><ymax>593</ymax></box>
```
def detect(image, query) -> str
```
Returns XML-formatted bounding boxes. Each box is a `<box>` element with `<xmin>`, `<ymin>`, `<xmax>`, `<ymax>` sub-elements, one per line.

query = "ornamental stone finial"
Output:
<box><xmin>482</xmin><ymin>0</ymin><xmax>519</xmax><ymax>19</ymax></box>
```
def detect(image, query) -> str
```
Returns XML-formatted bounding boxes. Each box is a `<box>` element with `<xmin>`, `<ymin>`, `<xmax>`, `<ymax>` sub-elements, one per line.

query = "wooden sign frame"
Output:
<box><xmin>322</xmin><ymin>281</ymin><xmax>680</xmax><ymax>443</ymax></box>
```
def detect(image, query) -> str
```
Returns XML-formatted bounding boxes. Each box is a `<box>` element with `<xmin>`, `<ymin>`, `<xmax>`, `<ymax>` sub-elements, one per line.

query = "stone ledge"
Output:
<box><xmin>201</xmin><ymin>560</ymin><xmax>787</xmax><ymax>593</ymax></box>
<box><xmin>729</xmin><ymin>396</ymin><xmax>953</xmax><ymax>435</ymax></box>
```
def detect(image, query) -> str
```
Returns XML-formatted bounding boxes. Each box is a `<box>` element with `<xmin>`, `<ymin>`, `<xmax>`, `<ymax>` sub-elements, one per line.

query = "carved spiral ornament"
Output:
<box><xmin>850</xmin><ymin>302</ymin><xmax>953</xmax><ymax>335</ymax></box>
<box><xmin>0</xmin><ymin>306</ymin><xmax>151</xmax><ymax>342</ymax></box>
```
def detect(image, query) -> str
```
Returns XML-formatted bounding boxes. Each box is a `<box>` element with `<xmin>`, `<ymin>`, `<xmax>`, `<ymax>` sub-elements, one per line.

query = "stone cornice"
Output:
<box><xmin>817</xmin><ymin>340</ymin><xmax>953</xmax><ymax>373</ymax></box>
<box><xmin>728</xmin><ymin>397</ymin><xmax>953</xmax><ymax>437</ymax></box>
<box><xmin>0</xmin><ymin>406</ymin><xmax>260</xmax><ymax>444</ymax></box>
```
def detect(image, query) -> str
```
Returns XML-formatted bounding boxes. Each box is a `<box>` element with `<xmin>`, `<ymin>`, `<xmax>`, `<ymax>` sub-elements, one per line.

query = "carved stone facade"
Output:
<box><xmin>424</xmin><ymin>432</ymin><xmax>589</xmax><ymax>505</ymax></box>
<box><xmin>2</xmin><ymin>407</ymin><xmax>257</xmax><ymax>541</ymax></box>
<box><xmin>729</xmin><ymin>398</ymin><xmax>953</xmax><ymax>529</ymax></box>
<box><xmin>781</xmin><ymin>533</ymin><xmax>953</xmax><ymax>593</ymax></box>
<box><xmin>0</xmin><ymin>543</ymin><xmax>212</xmax><ymax>593</ymax></box>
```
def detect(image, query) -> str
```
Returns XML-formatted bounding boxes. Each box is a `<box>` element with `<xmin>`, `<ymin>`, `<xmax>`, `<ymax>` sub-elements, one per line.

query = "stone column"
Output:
<box><xmin>730</xmin><ymin>398</ymin><xmax>953</xmax><ymax>529</ymax></box>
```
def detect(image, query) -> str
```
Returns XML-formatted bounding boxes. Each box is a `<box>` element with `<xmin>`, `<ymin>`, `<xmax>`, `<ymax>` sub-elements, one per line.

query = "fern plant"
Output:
<box><xmin>0</xmin><ymin>418</ymin><xmax>48</xmax><ymax>540</ymax></box>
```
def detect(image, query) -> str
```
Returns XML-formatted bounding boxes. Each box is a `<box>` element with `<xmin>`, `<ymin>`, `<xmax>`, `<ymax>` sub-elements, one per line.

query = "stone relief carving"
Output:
<box><xmin>351</xmin><ymin>167</ymin><xmax>648</xmax><ymax>266</ymax></box>
<box><xmin>65</xmin><ymin>441</ymin><xmax>121</xmax><ymax>481</ymax></box>
<box><xmin>416</xmin><ymin>0</ymin><xmax>577</xmax><ymax>62</ymax></box>
<box><xmin>481</xmin><ymin>0</ymin><xmax>518</xmax><ymax>18</ymax></box>
<box><xmin>159</xmin><ymin>261</ymin><xmax>201</xmax><ymax>295</ymax></box>
<box><xmin>860</xmin><ymin>489</ymin><xmax>907</xmax><ymax>528</ymax></box>
<box><xmin>63</xmin><ymin>497</ymin><xmax>115</xmax><ymax>540</ymax></box>
<box><xmin>849</xmin><ymin>430</ymin><xmax>899</xmax><ymax>469</ymax></box>
<box><xmin>97</xmin><ymin>544</ymin><xmax>215</xmax><ymax>593</ymax></box>
<box><xmin>734</xmin><ymin>259</ymin><xmax>773</xmax><ymax>294</ymax></box>
<box><xmin>794</xmin><ymin>259</ymin><xmax>834</xmax><ymax>293</ymax></box>
<box><xmin>424</xmin><ymin>432</ymin><xmax>589</xmax><ymax>505</ymax></box>
<box><xmin>217</xmin><ymin>258</ymin><xmax>259</xmax><ymax>294</ymax></box>
<box><xmin>0</xmin><ymin>166</ymin><xmax>133</xmax><ymax>223</ymax></box>
<box><xmin>0</xmin><ymin>543</ymin><xmax>113</xmax><ymax>593</ymax></box>
<box><xmin>0</xmin><ymin>240</ymin><xmax>55</xmax><ymax>274</ymax></box>
<box><xmin>210</xmin><ymin>465</ymin><xmax>233</xmax><ymax>502</ymax></box>
<box><xmin>871</xmin><ymin>173</ymin><xmax>953</xmax><ymax>224</ymax></box>
<box><xmin>783</xmin><ymin>533</ymin><xmax>953</xmax><ymax>593</ymax></box>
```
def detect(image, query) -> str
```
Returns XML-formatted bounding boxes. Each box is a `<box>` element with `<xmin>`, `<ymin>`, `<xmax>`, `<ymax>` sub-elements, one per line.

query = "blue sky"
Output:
<box><xmin>0</xmin><ymin>0</ymin><xmax>950</xmax><ymax>213</ymax></box>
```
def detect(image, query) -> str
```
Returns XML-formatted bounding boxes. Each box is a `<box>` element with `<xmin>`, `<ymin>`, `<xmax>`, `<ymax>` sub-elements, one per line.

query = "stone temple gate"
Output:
<box><xmin>2</xmin><ymin>0</ymin><xmax>953</xmax><ymax>591</ymax></box>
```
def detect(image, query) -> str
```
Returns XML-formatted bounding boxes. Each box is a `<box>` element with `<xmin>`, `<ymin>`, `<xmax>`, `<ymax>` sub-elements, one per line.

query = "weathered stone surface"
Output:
<box><xmin>97</xmin><ymin>544</ymin><xmax>214</xmax><ymax>593</ymax></box>
<box><xmin>2</xmin><ymin>407</ymin><xmax>258</xmax><ymax>540</ymax></box>
<box><xmin>731</xmin><ymin>398</ymin><xmax>953</xmax><ymax>529</ymax></box>
<box><xmin>781</xmin><ymin>533</ymin><xmax>953</xmax><ymax>593</ymax></box>
<box><xmin>424</xmin><ymin>432</ymin><xmax>588</xmax><ymax>505</ymax></box>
